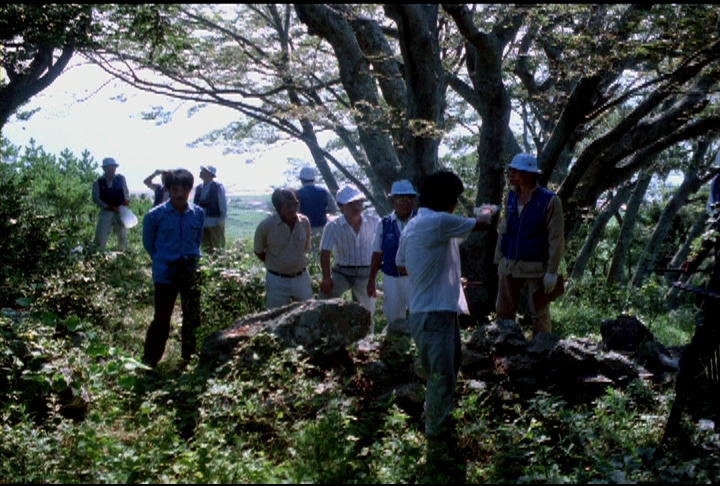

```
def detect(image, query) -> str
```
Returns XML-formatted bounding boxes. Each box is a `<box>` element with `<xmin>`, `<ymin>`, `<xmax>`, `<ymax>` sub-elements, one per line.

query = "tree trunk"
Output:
<box><xmin>664</xmin><ymin>209</ymin><xmax>709</xmax><ymax>309</ymax></box>
<box><xmin>605</xmin><ymin>171</ymin><xmax>653</xmax><ymax>287</ymax></box>
<box><xmin>569</xmin><ymin>182</ymin><xmax>633</xmax><ymax>283</ymax></box>
<box><xmin>0</xmin><ymin>45</ymin><xmax>74</xmax><ymax>130</ymax></box>
<box><xmin>631</xmin><ymin>140</ymin><xmax>712</xmax><ymax>287</ymax></box>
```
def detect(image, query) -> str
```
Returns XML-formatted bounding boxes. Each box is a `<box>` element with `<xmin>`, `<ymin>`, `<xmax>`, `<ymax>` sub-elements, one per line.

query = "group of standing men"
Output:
<box><xmin>254</xmin><ymin>157</ymin><xmax>565</xmax><ymax>462</ymax></box>
<box><xmin>92</xmin><ymin>160</ymin><xmax>227</xmax><ymax>369</ymax></box>
<box><xmin>253</xmin><ymin>167</ymin><xmax>419</xmax><ymax>335</ymax></box>
<box><xmin>94</xmin><ymin>153</ymin><xmax>567</xmax><ymax>457</ymax></box>
<box><xmin>95</xmin><ymin>161</ymin><xmax>227</xmax><ymax>256</ymax></box>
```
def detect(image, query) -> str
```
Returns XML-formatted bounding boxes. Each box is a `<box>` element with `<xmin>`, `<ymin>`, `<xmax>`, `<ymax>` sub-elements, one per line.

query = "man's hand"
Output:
<box><xmin>543</xmin><ymin>272</ymin><xmax>558</xmax><ymax>294</ymax></box>
<box><xmin>320</xmin><ymin>276</ymin><xmax>334</xmax><ymax>296</ymax></box>
<box><xmin>105</xmin><ymin>205</ymin><xmax>119</xmax><ymax>212</ymax></box>
<box><xmin>367</xmin><ymin>279</ymin><xmax>377</xmax><ymax>298</ymax></box>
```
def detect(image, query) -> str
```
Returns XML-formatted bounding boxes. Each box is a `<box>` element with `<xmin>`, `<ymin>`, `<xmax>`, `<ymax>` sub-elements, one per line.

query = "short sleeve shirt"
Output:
<box><xmin>142</xmin><ymin>201</ymin><xmax>205</xmax><ymax>284</ymax></box>
<box><xmin>254</xmin><ymin>213</ymin><xmax>311</xmax><ymax>274</ymax></box>
<box><xmin>396</xmin><ymin>207</ymin><xmax>476</xmax><ymax>313</ymax></box>
<box><xmin>320</xmin><ymin>212</ymin><xmax>380</xmax><ymax>266</ymax></box>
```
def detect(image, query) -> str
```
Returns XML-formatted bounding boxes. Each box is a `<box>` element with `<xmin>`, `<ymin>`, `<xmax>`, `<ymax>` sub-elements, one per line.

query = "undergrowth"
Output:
<box><xmin>1</xmin><ymin>151</ymin><xmax>719</xmax><ymax>483</ymax></box>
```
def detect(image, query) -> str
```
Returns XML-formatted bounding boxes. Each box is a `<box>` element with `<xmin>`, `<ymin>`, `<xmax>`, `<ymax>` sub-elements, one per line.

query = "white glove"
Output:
<box><xmin>543</xmin><ymin>272</ymin><xmax>558</xmax><ymax>294</ymax></box>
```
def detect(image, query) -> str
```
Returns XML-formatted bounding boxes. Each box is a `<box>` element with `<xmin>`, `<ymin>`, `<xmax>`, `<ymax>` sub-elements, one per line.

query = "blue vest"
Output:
<box><xmin>152</xmin><ymin>186</ymin><xmax>166</xmax><ymax>207</ymax></box>
<box><xmin>380</xmin><ymin>211</ymin><xmax>415</xmax><ymax>277</ymax></box>
<box><xmin>97</xmin><ymin>176</ymin><xmax>126</xmax><ymax>207</ymax></box>
<box><xmin>500</xmin><ymin>187</ymin><xmax>555</xmax><ymax>262</ymax></box>
<box><xmin>297</xmin><ymin>184</ymin><xmax>330</xmax><ymax>227</ymax></box>
<box><xmin>194</xmin><ymin>182</ymin><xmax>221</xmax><ymax>217</ymax></box>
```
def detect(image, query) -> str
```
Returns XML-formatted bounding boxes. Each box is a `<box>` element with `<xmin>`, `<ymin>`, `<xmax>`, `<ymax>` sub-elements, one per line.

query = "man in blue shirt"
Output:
<box><xmin>296</xmin><ymin>166</ymin><xmax>339</xmax><ymax>253</ymax></box>
<box><xmin>142</xmin><ymin>168</ymin><xmax>205</xmax><ymax>368</ymax></box>
<box><xmin>367</xmin><ymin>179</ymin><xmax>417</xmax><ymax>327</ymax></box>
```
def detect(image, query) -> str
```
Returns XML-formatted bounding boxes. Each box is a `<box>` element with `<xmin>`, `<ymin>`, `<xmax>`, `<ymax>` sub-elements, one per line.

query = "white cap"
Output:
<box><xmin>299</xmin><ymin>166</ymin><xmax>316</xmax><ymax>181</ymax></box>
<box><xmin>508</xmin><ymin>153</ymin><xmax>541</xmax><ymax>174</ymax></box>
<box><xmin>200</xmin><ymin>165</ymin><xmax>217</xmax><ymax>177</ymax></box>
<box><xmin>336</xmin><ymin>185</ymin><xmax>365</xmax><ymax>205</ymax></box>
<box><xmin>389</xmin><ymin>179</ymin><xmax>417</xmax><ymax>197</ymax></box>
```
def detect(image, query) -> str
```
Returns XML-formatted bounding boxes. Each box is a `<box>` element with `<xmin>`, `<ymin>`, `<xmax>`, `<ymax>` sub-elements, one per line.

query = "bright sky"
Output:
<box><xmin>2</xmin><ymin>59</ymin><xmax>304</xmax><ymax>196</ymax></box>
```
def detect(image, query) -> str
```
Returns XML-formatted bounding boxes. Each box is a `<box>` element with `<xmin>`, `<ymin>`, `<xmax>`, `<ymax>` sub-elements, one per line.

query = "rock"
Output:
<box><xmin>600</xmin><ymin>314</ymin><xmax>654</xmax><ymax>351</ymax></box>
<box><xmin>200</xmin><ymin>298</ymin><xmax>371</xmax><ymax>367</ymax></box>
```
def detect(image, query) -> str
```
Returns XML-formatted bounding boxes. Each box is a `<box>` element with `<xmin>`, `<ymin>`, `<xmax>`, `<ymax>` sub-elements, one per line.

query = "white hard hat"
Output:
<box><xmin>336</xmin><ymin>185</ymin><xmax>365</xmax><ymax>204</ymax></box>
<box><xmin>508</xmin><ymin>153</ymin><xmax>541</xmax><ymax>174</ymax></box>
<box><xmin>299</xmin><ymin>166</ymin><xmax>316</xmax><ymax>181</ymax></box>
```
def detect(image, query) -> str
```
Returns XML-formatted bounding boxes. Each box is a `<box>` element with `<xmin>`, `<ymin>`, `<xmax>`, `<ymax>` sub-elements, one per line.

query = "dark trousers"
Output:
<box><xmin>143</xmin><ymin>278</ymin><xmax>201</xmax><ymax>367</ymax></box>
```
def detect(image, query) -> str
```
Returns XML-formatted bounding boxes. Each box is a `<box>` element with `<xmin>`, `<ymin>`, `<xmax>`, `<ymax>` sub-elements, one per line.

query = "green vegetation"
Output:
<box><xmin>225</xmin><ymin>194</ymin><xmax>273</xmax><ymax>243</ymax></box>
<box><xmin>1</xmin><ymin>140</ymin><xmax>719</xmax><ymax>483</ymax></box>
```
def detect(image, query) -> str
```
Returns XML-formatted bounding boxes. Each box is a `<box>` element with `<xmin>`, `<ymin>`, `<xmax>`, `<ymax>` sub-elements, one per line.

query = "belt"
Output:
<box><xmin>267</xmin><ymin>268</ymin><xmax>305</xmax><ymax>278</ymax></box>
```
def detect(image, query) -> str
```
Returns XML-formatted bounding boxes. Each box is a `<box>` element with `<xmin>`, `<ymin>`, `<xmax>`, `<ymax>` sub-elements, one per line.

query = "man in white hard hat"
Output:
<box><xmin>319</xmin><ymin>184</ymin><xmax>379</xmax><ymax>330</ymax></box>
<box><xmin>92</xmin><ymin>157</ymin><xmax>130</xmax><ymax>251</ymax></box>
<box><xmin>367</xmin><ymin>179</ymin><xmax>417</xmax><ymax>330</ymax></box>
<box><xmin>193</xmin><ymin>165</ymin><xmax>227</xmax><ymax>253</ymax></box>
<box><xmin>494</xmin><ymin>153</ymin><xmax>565</xmax><ymax>337</ymax></box>
<box><xmin>296</xmin><ymin>166</ymin><xmax>338</xmax><ymax>252</ymax></box>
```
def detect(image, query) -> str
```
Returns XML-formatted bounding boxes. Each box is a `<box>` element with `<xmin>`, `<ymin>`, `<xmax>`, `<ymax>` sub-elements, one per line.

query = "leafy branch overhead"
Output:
<box><xmin>4</xmin><ymin>4</ymin><xmax>720</xmax><ymax>318</ymax></box>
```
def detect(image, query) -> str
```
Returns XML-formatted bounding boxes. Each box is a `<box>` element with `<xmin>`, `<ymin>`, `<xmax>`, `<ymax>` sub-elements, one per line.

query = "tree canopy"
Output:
<box><xmin>4</xmin><ymin>4</ymin><xmax>720</xmax><ymax>319</ymax></box>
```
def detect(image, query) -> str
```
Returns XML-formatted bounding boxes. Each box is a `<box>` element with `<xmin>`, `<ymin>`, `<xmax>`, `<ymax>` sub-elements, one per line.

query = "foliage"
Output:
<box><xmin>0</xmin><ymin>140</ymin><xmax>98</xmax><ymax>307</ymax></box>
<box><xmin>0</xmin><ymin>4</ymin><xmax>97</xmax><ymax>128</ymax></box>
<box><xmin>2</xmin><ymin>139</ymin><xmax>720</xmax><ymax>484</ymax></box>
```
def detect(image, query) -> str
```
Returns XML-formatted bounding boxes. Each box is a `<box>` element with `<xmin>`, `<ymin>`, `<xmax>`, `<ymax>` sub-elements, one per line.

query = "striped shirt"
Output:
<box><xmin>320</xmin><ymin>212</ymin><xmax>380</xmax><ymax>266</ymax></box>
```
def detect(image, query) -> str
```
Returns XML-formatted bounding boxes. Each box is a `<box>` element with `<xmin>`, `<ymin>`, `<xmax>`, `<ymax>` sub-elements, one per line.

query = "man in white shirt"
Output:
<box><xmin>396</xmin><ymin>170</ymin><xmax>495</xmax><ymax>460</ymax></box>
<box><xmin>193</xmin><ymin>165</ymin><xmax>227</xmax><ymax>253</ymax></box>
<box><xmin>319</xmin><ymin>184</ymin><xmax>380</xmax><ymax>328</ymax></box>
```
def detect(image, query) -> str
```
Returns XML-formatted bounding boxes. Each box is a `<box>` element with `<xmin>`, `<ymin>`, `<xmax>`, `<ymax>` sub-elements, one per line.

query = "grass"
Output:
<box><xmin>2</xmin><ymin>192</ymin><xmax>720</xmax><ymax>484</ymax></box>
<box><xmin>225</xmin><ymin>193</ymin><xmax>274</xmax><ymax>243</ymax></box>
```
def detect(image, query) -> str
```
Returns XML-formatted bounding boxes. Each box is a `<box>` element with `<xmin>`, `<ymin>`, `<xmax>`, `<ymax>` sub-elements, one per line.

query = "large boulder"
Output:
<box><xmin>200</xmin><ymin>298</ymin><xmax>371</xmax><ymax>367</ymax></box>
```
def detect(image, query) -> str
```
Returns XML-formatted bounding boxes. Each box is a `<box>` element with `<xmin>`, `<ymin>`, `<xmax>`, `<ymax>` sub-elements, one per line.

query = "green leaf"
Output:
<box><xmin>15</xmin><ymin>297</ymin><xmax>32</xmax><ymax>307</ymax></box>
<box><xmin>64</xmin><ymin>315</ymin><xmax>81</xmax><ymax>332</ymax></box>
<box><xmin>117</xmin><ymin>374</ymin><xmax>136</xmax><ymax>389</ymax></box>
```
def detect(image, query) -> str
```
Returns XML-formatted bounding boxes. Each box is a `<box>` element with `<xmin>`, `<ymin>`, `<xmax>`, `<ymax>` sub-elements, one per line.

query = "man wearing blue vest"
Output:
<box><xmin>92</xmin><ymin>157</ymin><xmax>130</xmax><ymax>251</ymax></box>
<box><xmin>296</xmin><ymin>166</ymin><xmax>338</xmax><ymax>252</ymax></box>
<box><xmin>143</xmin><ymin>169</ymin><xmax>170</xmax><ymax>207</ymax></box>
<box><xmin>494</xmin><ymin>153</ymin><xmax>565</xmax><ymax>337</ymax></box>
<box><xmin>193</xmin><ymin>165</ymin><xmax>227</xmax><ymax>254</ymax></box>
<box><xmin>367</xmin><ymin>179</ymin><xmax>417</xmax><ymax>328</ymax></box>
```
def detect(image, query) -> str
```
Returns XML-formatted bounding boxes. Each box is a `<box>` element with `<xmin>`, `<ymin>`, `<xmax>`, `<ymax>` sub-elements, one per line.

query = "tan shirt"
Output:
<box><xmin>254</xmin><ymin>213</ymin><xmax>311</xmax><ymax>274</ymax></box>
